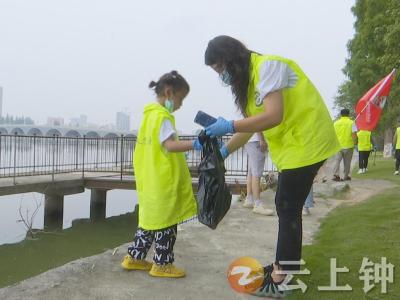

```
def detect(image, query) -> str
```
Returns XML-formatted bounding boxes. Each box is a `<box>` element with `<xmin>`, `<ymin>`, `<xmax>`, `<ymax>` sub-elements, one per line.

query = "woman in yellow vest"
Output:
<box><xmin>121</xmin><ymin>71</ymin><xmax>200</xmax><ymax>278</ymax></box>
<box><xmin>393</xmin><ymin>121</ymin><xmax>400</xmax><ymax>175</ymax></box>
<box><xmin>204</xmin><ymin>36</ymin><xmax>340</xmax><ymax>297</ymax></box>
<box><xmin>357</xmin><ymin>130</ymin><xmax>373</xmax><ymax>174</ymax></box>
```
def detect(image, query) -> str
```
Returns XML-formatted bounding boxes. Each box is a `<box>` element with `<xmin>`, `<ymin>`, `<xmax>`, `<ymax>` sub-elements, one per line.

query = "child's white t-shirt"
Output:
<box><xmin>159</xmin><ymin>119</ymin><xmax>176</xmax><ymax>144</ymax></box>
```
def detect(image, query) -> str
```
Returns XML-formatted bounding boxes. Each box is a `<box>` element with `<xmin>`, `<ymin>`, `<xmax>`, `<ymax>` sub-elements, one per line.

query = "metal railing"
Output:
<box><xmin>0</xmin><ymin>134</ymin><xmax>275</xmax><ymax>182</ymax></box>
<box><xmin>181</xmin><ymin>135</ymin><xmax>275</xmax><ymax>177</ymax></box>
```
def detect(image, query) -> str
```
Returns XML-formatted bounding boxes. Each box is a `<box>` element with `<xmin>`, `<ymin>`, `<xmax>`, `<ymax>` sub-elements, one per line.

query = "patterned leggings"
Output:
<box><xmin>128</xmin><ymin>225</ymin><xmax>177</xmax><ymax>265</ymax></box>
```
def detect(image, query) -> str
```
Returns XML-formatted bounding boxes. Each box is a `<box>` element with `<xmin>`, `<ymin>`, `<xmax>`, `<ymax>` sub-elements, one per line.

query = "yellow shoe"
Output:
<box><xmin>121</xmin><ymin>255</ymin><xmax>152</xmax><ymax>271</ymax></box>
<box><xmin>149</xmin><ymin>263</ymin><xmax>186</xmax><ymax>278</ymax></box>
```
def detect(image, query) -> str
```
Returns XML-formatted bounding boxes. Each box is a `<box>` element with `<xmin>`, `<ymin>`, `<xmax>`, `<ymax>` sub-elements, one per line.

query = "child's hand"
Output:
<box><xmin>192</xmin><ymin>138</ymin><xmax>203</xmax><ymax>151</ymax></box>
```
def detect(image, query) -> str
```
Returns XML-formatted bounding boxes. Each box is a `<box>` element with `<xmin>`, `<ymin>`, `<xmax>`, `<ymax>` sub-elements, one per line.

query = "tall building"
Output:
<box><xmin>116</xmin><ymin>112</ymin><xmax>130</xmax><ymax>131</ymax></box>
<box><xmin>69</xmin><ymin>114</ymin><xmax>88</xmax><ymax>128</ymax></box>
<box><xmin>79</xmin><ymin>114</ymin><xmax>87</xmax><ymax>127</ymax></box>
<box><xmin>47</xmin><ymin>117</ymin><xmax>64</xmax><ymax>126</ymax></box>
<box><xmin>0</xmin><ymin>86</ymin><xmax>3</xmax><ymax>118</ymax></box>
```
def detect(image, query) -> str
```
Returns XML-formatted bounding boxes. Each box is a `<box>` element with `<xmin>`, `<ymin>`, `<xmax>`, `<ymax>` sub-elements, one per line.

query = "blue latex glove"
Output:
<box><xmin>220</xmin><ymin>145</ymin><xmax>229</xmax><ymax>159</ymax></box>
<box><xmin>192</xmin><ymin>138</ymin><xmax>203</xmax><ymax>151</ymax></box>
<box><xmin>205</xmin><ymin>117</ymin><xmax>235</xmax><ymax>136</ymax></box>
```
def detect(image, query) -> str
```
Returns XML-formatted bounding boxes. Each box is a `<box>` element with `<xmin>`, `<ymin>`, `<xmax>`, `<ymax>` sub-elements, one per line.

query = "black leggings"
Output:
<box><xmin>275</xmin><ymin>161</ymin><xmax>323</xmax><ymax>271</ymax></box>
<box><xmin>358</xmin><ymin>151</ymin><xmax>371</xmax><ymax>169</ymax></box>
<box><xmin>128</xmin><ymin>225</ymin><xmax>177</xmax><ymax>265</ymax></box>
<box><xmin>396</xmin><ymin>150</ymin><xmax>400</xmax><ymax>171</ymax></box>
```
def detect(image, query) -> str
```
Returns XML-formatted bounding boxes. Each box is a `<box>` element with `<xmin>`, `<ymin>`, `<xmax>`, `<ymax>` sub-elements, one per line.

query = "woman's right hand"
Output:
<box><xmin>205</xmin><ymin>117</ymin><xmax>235</xmax><ymax>136</ymax></box>
<box><xmin>219</xmin><ymin>145</ymin><xmax>229</xmax><ymax>159</ymax></box>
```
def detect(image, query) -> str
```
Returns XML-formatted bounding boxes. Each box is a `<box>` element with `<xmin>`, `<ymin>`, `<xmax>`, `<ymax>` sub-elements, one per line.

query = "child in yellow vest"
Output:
<box><xmin>357</xmin><ymin>130</ymin><xmax>373</xmax><ymax>174</ymax></box>
<box><xmin>121</xmin><ymin>71</ymin><xmax>201</xmax><ymax>278</ymax></box>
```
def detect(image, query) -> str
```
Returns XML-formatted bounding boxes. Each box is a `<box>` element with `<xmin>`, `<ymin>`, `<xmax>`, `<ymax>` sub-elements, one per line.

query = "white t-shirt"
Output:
<box><xmin>159</xmin><ymin>119</ymin><xmax>176</xmax><ymax>144</ymax></box>
<box><xmin>246</xmin><ymin>60</ymin><xmax>297</xmax><ymax>144</ymax></box>
<box><xmin>248</xmin><ymin>133</ymin><xmax>260</xmax><ymax>143</ymax></box>
<box><xmin>257</xmin><ymin>60</ymin><xmax>298</xmax><ymax>101</ymax></box>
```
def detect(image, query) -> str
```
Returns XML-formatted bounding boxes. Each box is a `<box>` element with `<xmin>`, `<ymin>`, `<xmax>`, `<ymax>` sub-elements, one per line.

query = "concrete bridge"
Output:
<box><xmin>0</xmin><ymin>124</ymin><xmax>136</xmax><ymax>138</ymax></box>
<box><xmin>0</xmin><ymin>172</ymin><xmax>247</xmax><ymax>230</ymax></box>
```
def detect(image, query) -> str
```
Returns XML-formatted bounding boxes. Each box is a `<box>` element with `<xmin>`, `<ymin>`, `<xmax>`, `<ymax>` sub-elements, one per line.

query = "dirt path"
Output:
<box><xmin>0</xmin><ymin>174</ymin><xmax>395</xmax><ymax>300</ymax></box>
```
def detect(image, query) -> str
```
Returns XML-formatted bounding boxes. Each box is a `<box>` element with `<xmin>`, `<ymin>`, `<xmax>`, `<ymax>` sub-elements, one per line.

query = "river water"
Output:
<box><xmin>0</xmin><ymin>190</ymin><xmax>137</xmax><ymax>245</ymax></box>
<box><xmin>0</xmin><ymin>135</ymin><xmax>274</xmax><ymax>246</ymax></box>
<box><xmin>0</xmin><ymin>135</ymin><xmax>138</xmax><ymax>245</ymax></box>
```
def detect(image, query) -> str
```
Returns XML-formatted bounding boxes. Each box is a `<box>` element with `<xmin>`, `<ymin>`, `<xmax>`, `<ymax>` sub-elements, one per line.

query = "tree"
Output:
<box><xmin>0</xmin><ymin>114</ymin><xmax>35</xmax><ymax>125</ymax></box>
<box><xmin>335</xmin><ymin>0</ymin><xmax>400</xmax><ymax>145</ymax></box>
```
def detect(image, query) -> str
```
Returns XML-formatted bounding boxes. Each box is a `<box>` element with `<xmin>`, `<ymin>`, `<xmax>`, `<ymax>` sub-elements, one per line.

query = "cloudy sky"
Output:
<box><xmin>0</xmin><ymin>0</ymin><xmax>355</xmax><ymax>133</ymax></box>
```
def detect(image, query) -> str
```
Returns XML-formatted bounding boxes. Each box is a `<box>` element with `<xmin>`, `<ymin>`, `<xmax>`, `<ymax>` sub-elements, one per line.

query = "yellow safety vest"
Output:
<box><xmin>246</xmin><ymin>53</ymin><xmax>340</xmax><ymax>171</ymax></box>
<box><xmin>396</xmin><ymin>127</ymin><xmax>400</xmax><ymax>150</ymax></box>
<box><xmin>357</xmin><ymin>130</ymin><xmax>372</xmax><ymax>151</ymax></box>
<box><xmin>334</xmin><ymin>117</ymin><xmax>355</xmax><ymax>149</ymax></box>
<box><xmin>133</xmin><ymin>103</ymin><xmax>197</xmax><ymax>230</ymax></box>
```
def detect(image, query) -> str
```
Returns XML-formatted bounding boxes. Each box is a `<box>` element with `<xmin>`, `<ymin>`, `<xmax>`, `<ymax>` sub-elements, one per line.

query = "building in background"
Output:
<box><xmin>116</xmin><ymin>111</ymin><xmax>130</xmax><ymax>131</ymax></box>
<box><xmin>69</xmin><ymin>114</ymin><xmax>88</xmax><ymax>128</ymax></box>
<box><xmin>46</xmin><ymin>117</ymin><xmax>64</xmax><ymax>126</ymax></box>
<box><xmin>99</xmin><ymin>123</ymin><xmax>116</xmax><ymax>131</ymax></box>
<box><xmin>0</xmin><ymin>86</ymin><xmax>3</xmax><ymax>118</ymax></box>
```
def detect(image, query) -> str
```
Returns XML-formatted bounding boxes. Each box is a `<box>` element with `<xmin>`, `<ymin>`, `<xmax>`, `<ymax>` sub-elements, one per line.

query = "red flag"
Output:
<box><xmin>355</xmin><ymin>69</ymin><xmax>396</xmax><ymax>131</ymax></box>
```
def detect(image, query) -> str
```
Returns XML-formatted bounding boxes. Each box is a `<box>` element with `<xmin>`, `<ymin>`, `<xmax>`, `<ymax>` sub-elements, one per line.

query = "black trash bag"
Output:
<box><xmin>196</xmin><ymin>132</ymin><xmax>232</xmax><ymax>229</ymax></box>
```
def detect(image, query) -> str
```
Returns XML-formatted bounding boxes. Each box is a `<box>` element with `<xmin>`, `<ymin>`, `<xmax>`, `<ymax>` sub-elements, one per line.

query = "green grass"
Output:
<box><xmin>352</xmin><ymin>154</ymin><xmax>400</xmax><ymax>183</ymax></box>
<box><xmin>289</xmin><ymin>157</ymin><xmax>400</xmax><ymax>299</ymax></box>
<box><xmin>0</xmin><ymin>211</ymin><xmax>138</xmax><ymax>288</ymax></box>
<box><xmin>330</xmin><ymin>184</ymin><xmax>351</xmax><ymax>200</ymax></box>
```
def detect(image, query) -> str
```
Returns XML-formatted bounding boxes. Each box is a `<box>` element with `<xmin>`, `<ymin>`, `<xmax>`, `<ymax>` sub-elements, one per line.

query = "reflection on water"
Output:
<box><xmin>0</xmin><ymin>190</ymin><xmax>137</xmax><ymax>245</ymax></box>
<box><xmin>0</xmin><ymin>207</ymin><xmax>139</xmax><ymax>288</ymax></box>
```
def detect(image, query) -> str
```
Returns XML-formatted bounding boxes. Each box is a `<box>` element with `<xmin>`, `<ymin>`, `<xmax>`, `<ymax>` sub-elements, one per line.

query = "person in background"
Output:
<box><xmin>393</xmin><ymin>119</ymin><xmax>400</xmax><ymax>175</ymax></box>
<box><xmin>243</xmin><ymin>132</ymin><xmax>274</xmax><ymax>215</ymax></box>
<box><xmin>302</xmin><ymin>186</ymin><xmax>314</xmax><ymax>215</ymax></box>
<box><xmin>121</xmin><ymin>71</ymin><xmax>201</xmax><ymax>278</ymax></box>
<box><xmin>357</xmin><ymin>129</ymin><xmax>373</xmax><ymax>174</ymax></box>
<box><xmin>315</xmin><ymin>160</ymin><xmax>328</xmax><ymax>183</ymax></box>
<box><xmin>332</xmin><ymin>108</ymin><xmax>358</xmax><ymax>181</ymax></box>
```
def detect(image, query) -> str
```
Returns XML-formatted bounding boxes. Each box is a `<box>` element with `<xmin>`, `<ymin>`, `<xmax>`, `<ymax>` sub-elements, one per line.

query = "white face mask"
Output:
<box><xmin>165</xmin><ymin>99</ymin><xmax>174</xmax><ymax>113</ymax></box>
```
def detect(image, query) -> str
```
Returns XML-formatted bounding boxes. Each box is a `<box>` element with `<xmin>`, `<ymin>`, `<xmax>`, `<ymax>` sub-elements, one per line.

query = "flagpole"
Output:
<box><xmin>355</xmin><ymin>68</ymin><xmax>396</xmax><ymax>121</ymax></box>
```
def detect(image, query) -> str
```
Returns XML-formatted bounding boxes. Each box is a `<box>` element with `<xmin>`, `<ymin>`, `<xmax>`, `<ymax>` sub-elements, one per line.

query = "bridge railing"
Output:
<box><xmin>0</xmin><ymin>134</ymin><xmax>275</xmax><ymax>181</ymax></box>
<box><xmin>0</xmin><ymin>134</ymin><xmax>135</xmax><ymax>180</ymax></box>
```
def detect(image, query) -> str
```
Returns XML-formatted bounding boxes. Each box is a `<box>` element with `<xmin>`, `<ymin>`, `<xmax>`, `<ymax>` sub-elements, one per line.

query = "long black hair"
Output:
<box><xmin>149</xmin><ymin>70</ymin><xmax>190</xmax><ymax>96</ymax></box>
<box><xmin>204</xmin><ymin>36</ymin><xmax>254</xmax><ymax>115</ymax></box>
